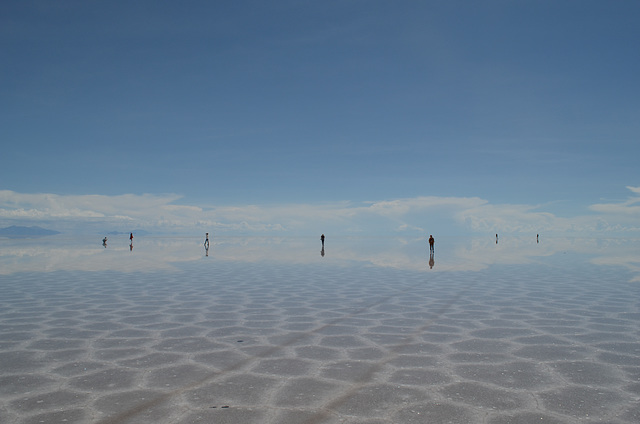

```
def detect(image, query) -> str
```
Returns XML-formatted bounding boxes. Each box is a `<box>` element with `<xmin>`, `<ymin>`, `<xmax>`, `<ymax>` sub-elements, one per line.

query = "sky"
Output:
<box><xmin>1</xmin><ymin>1</ymin><xmax>639</xmax><ymax>236</ymax></box>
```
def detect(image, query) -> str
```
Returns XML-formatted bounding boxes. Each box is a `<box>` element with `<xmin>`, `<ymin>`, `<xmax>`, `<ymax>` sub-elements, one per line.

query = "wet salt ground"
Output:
<box><xmin>1</xmin><ymin>240</ymin><xmax>640</xmax><ymax>423</ymax></box>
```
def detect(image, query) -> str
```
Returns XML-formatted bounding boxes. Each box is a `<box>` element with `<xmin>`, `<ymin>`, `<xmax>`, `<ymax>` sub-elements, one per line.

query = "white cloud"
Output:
<box><xmin>626</xmin><ymin>186</ymin><xmax>640</xmax><ymax>195</ymax></box>
<box><xmin>0</xmin><ymin>190</ymin><xmax>182</xmax><ymax>220</ymax></box>
<box><xmin>589</xmin><ymin>186</ymin><xmax>640</xmax><ymax>215</ymax></box>
<box><xmin>587</xmin><ymin>186</ymin><xmax>640</xmax><ymax>233</ymax></box>
<box><xmin>1</xmin><ymin>187</ymin><xmax>640</xmax><ymax>236</ymax></box>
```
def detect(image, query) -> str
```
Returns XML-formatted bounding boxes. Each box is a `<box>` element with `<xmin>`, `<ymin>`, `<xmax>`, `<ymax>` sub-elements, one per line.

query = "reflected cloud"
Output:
<box><xmin>0</xmin><ymin>236</ymin><xmax>204</xmax><ymax>274</ymax></box>
<box><xmin>589</xmin><ymin>238</ymin><xmax>640</xmax><ymax>283</ymax></box>
<box><xmin>1</xmin><ymin>235</ymin><xmax>639</xmax><ymax>282</ymax></box>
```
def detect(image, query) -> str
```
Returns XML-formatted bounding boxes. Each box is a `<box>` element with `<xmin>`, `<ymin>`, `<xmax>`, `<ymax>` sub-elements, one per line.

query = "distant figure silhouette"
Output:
<box><xmin>102</xmin><ymin>237</ymin><xmax>107</xmax><ymax>247</ymax></box>
<box><xmin>537</xmin><ymin>233</ymin><xmax>539</xmax><ymax>244</ymax></box>
<box><xmin>130</xmin><ymin>232</ymin><xmax>134</xmax><ymax>243</ymax></box>
<box><xmin>321</xmin><ymin>234</ymin><xmax>325</xmax><ymax>248</ymax></box>
<box><xmin>496</xmin><ymin>233</ymin><xmax>499</xmax><ymax>244</ymax></box>
<box><xmin>428</xmin><ymin>235</ymin><xmax>434</xmax><ymax>253</ymax></box>
<box><xmin>429</xmin><ymin>252</ymin><xmax>435</xmax><ymax>269</ymax></box>
<box><xmin>204</xmin><ymin>232</ymin><xmax>210</xmax><ymax>248</ymax></box>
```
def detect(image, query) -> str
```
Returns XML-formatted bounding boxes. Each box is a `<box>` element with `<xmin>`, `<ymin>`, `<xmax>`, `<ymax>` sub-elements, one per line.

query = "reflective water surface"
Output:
<box><xmin>1</xmin><ymin>236</ymin><xmax>639</xmax><ymax>423</ymax></box>
<box><xmin>2</xmin><ymin>235</ymin><xmax>639</xmax><ymax>277</ymax></box>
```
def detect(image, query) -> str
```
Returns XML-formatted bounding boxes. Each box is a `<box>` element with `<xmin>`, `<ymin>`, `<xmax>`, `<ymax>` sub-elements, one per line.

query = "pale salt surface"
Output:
<box><xmin>1</xmin><ymin>235</ymin><xmax>639</xmax><ymax>423</ymax></box>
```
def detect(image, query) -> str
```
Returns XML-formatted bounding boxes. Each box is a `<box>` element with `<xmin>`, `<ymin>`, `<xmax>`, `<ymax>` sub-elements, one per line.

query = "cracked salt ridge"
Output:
<box><xmin>0</xmin><ymin>255</ymin><xmax>639</xmax><ymax>423</ymax></box>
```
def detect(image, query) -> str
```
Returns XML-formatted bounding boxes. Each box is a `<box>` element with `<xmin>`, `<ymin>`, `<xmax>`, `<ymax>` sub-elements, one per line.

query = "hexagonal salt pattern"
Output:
<box><xmin>1</xmin><ymin>256</ymin><xmax>639</xmax><ymax>423</ymax></box>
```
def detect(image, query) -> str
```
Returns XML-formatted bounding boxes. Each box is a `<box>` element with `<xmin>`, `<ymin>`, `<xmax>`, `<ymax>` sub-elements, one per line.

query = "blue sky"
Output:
<box><xmin>1</xmin><ymin>1</ymin><xmax>639</xmax><ymax>236</ymax></box>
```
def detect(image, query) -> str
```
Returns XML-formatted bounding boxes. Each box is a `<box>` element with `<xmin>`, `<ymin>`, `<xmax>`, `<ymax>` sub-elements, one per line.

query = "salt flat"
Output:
<box><xmin>1</xmin><ymin>236</ymin><xmax>639</xmax><ymax>423</ymax></box>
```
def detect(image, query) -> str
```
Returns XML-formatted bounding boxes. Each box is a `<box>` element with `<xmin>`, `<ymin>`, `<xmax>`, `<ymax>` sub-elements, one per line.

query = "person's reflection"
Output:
<box><xmin>321</xmin><ymin>247</ymin><xmax>325</xmax><ymax>257</ymax></box>
<box><xmin>205</xmin><ymin>244</ymin><xmax>209</xmax><ymax>257</ymax></box>
<box><xmin>102</xmin><ymin>237</ymin><xmax>107</xmax><ymax>248</ymax></box>
<box><xmin>129</xmin><ymin>242</ymin><xmax>133</xmax><ymax>251</ymax></box>
<box><xmin>429</xmin><ymin>251</ymin><xmax>435</xmax><ymax>269</ymax></box>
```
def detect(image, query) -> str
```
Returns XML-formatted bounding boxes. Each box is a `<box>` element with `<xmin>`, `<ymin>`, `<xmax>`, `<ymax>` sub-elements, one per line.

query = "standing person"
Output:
<box><xmin>428</xmin><ymin>235</ymin><xmax>434</xmax><ymax>253</ymax></box>
<box><xmin>321</xmin><ymin>234</ymin><xmax>325</xmax><ymax>248</ymax></box>
<box><xmin>130</xmin><ymin>232</ymin><xmax>134</xmax><ymax>243</ymax></box>
<box><xmin>204</xmin><ymin>233</ymin><xmax>210</xmax><ymax>248</ymax></box>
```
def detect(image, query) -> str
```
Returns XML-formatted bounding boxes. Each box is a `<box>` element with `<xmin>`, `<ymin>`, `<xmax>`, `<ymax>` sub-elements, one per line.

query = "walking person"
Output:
<box><xmin>428</xmin><ymin>235</ymin><xmax>435</xmax><ymax>253</ymax></box>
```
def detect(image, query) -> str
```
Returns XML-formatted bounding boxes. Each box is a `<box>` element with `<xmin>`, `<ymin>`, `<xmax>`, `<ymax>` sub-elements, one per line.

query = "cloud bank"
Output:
<box><xmin>1</xmin><ymin>187</ymin><xmax>639</xmax><ymax>236</ymax></box>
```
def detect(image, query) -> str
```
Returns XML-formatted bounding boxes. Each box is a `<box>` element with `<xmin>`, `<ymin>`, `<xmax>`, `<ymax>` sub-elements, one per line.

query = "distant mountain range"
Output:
<box><xmin>0</xmin><ymin>225</ymin><xmax>61</xmax><ymax>237</ymax></box>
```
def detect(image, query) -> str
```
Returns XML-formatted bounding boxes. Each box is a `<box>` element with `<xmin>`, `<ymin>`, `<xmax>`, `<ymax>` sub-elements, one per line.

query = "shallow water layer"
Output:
<box><xmin>1</xmin><ymin>236</ymin><xmax>639</xmax><ymax>423</ymax></box>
